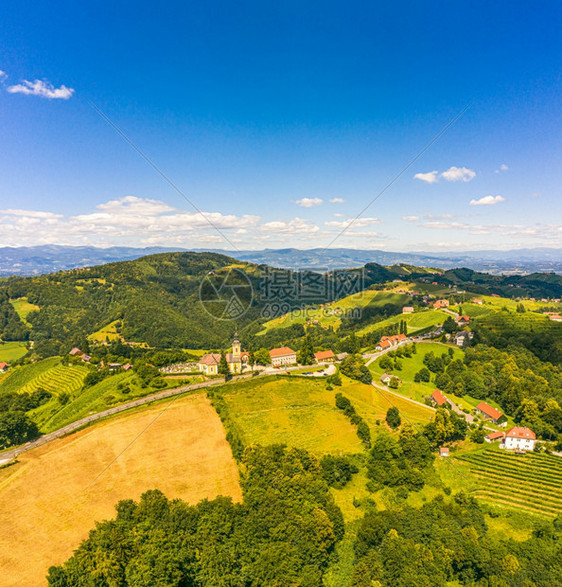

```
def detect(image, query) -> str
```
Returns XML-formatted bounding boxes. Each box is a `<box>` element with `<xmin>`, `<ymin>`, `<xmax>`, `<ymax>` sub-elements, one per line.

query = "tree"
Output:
<box><xmin>297</xmin><ymin>334</ymin><xmax>315</xmax><ymax>365</ymax></box>
<box><xmin>386</xmin><ymin>407</ymin><xmax>401</xmax><ymax>429</ymax></box>
<box><xmin>379</xmin><ymin>355</ymin><xmax>393</xmax><ymax>371</ymax></box>
<box><xmin>340</xmin><ymin>354</ymin><xmax>372</xmax><ymax>384</ymax></box>
<box><xmin>248</xmin><ymin>344</ymin><xmax>256</xmax><ymax>370</ymax></box>
<box><xmin>254</xmin><ymin>348</ymin><xmax>271</xmax><ymax>366</ymax></box>
<box><xmin>218</xmin><ymin>351</ymin><xmax>230</xmax><ymax>379</ymax></box>
<box><xmin>443</xmin><ymin>316</ymin><xmax>456</xmax><ymax>334</ymax></box>
<box><xmin>414</xmin><ymin>367</ymin><xmax>430</xmax><ymax>383</ymax></box>
<box><xmin>0</xmin><ymin>411</ymin><xmax>39</xmax><ymax>448</ymax></box>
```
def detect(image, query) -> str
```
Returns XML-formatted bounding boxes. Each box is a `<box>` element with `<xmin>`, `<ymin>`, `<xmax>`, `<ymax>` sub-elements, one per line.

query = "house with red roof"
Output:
<box><xmin>431</xmin><ymin>389</ymin><xmax>448</xmax><ymax>407</ymax></box>
<box><xmin>485</xmin><ymin>430</ymin><xmax>504</xmax><ymax>443</ymax></box>
<box><xmin>314</xmin><ymin>350</ymin><xmax>335</xmax><ymax>363</ymax></box>
<box><xmin>502</xmin><ymin>427</ymin><xmax>536</xmax><ymax>452</ymax></box>
<box><xmin>0</xmin><ymin>362</ymin><xmax>8</xmax><ymax>372</ymax></box>
<box><xmin>475</xmin><ymin>401</ymin><xmax>505</xmax><ymax>425</ymax></box>
<box><xmin>433</xmin><ymin>299</ymin><xmax>450</xmax><ymax>309</ymax></box>
<box><xmin>69</xmin><ymin>347</ymin><xmax>82</xmax><ymax>356</ymax></box>
<box><xmin>269</xmin><ymin>346</ymin><xmax>297</xmax><ymax>367</ymax></box>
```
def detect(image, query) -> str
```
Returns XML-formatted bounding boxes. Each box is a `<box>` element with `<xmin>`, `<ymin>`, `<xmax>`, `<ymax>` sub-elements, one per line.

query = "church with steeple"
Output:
<box><xmin>197</xmin><ymin>332</ymin><xmax>249</xmax><ymax>375</ymax></box>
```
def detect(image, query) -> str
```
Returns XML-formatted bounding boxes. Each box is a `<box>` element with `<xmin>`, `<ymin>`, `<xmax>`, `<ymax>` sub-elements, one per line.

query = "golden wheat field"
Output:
<box><xmin>0</xmin><ymin>393</ymin><xmax>241</xmax><ymax>586</ymax></box>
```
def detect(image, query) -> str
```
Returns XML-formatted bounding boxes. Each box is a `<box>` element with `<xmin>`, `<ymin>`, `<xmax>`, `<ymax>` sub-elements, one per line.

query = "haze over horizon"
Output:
<box><xmin>1</xmin><ymin>1</ymin><xmax>560</xmax><ymax>252</ymax></box>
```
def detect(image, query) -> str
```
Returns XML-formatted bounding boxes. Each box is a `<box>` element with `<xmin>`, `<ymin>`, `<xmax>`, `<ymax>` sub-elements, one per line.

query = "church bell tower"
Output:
<box><xmin>232</xmin><ymin>331</ymin><xmax>241</xmax><ymax>359</ymax></box>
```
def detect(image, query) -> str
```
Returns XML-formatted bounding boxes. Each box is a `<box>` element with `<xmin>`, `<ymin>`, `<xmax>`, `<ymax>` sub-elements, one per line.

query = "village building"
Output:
<box><xmin>430</xmin><ymin>389</ymin><xmax>448</xmax><ymax>407</ymax></box>
<box><xmin>485</xmin><ymin>430</ymin><xmax>505</xmax><ymax>443</ymax></box>
<box><xmin>456</xmin><ymin>315</ymin><xmax>470</xmax><ymax>325</ymax></box>
<box><xmin>501</xmin><ymin>427</ymin><xmax>536</xmax><ymax>452</ymax></box>
<box><xmin>472</xmin><ymin>299</ymin><xmax>483</xmax><ymax>305</ymax></box>
<box><xmin>454</xmin><ymin>331</ymin><xmax>473</xmax><ymax>347</ymax></box>
<box><xmin>402</xmin><ymin>306</ymin><xmax>414</xmax><ymax>314</ymax></box>
<box><xmin>433</xmin><ymin>299</ymin><xmax>450</xmax><ymax>309</ymax></box>
<box><xmin>69</xmin><ymin>347</ymin><xmax>82</xmax><ymax>356</ymax></box>
<box><xmin>269</xmin><ymin>346</ymin><xmax>297</xmax><ymax>367</ymax></box>
<box><xmin>439</xmin><ymin>447</ymin><xmax>449</xmax><ymax>457</ymax></box>
<box><xmin>314</xmin><ymin>350</ymin><xmax>335</xmax><ymax>363</ymax></box>
<box><xmin>376</xmin><ymin>333</ymin><xmax>407</xmax><ymax>351</ymax></box>
<box><xmin>475</xmin><ymin>401</ymin><xmax>506</xmax><ymax>426</ymax></box>
<box><xmin>198</xmin><ymin>334</ymin><xmax>249</xmax><ymax>376</ymax></box>
<box><xmin>0</xmin><ymin>362</ymin><xmax>8</xmax><ymax>372</ymax></box>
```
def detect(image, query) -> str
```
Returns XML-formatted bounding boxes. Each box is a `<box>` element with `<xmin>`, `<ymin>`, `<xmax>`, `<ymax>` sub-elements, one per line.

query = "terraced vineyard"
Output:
<box><xmin>456</xmin><ymin>450</ymin><xmax>562</xmax><ymax>517</ymax></box>
<box><xmin>18</xmin><ymin>364</ymin><xmax>87</xmax><ymax>396</ymax></box>
<box><xmin>0</xmin><ymin>358</ymin><xmax>87</xmax><ymax>398</ymax></box>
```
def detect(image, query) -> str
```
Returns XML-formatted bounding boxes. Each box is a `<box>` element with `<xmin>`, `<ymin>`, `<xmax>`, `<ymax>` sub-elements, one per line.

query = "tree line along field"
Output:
<box><xmin>0</xmin><ymin>392</ymin><xmax>242</xmax><ymax>587</ymax></box>
<box><xmin>215</xmin><ymin>374</ymin><xmax>434</xmax><ymax>455</ymax></box>
<box><xmin>442</xmin><ymin>448</ymin><xmax>562</xmax><ymax>518</ymax></box>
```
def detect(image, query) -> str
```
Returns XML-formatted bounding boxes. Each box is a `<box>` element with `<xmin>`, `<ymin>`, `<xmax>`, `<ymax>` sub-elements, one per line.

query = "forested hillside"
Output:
<box><xmin>0</xmin><ymin>251</ymin><xmax>560</xmax><ymax>358</ymax></box>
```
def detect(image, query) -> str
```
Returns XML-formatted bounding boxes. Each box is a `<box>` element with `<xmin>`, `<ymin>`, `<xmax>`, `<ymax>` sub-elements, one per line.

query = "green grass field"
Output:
<box><xmin>9</xmin><ymin>297</ymin><xmax>39</xmax><ymax>325</ymax></box>
<box><xmin>444</xmin><ymin>448</ymin><xmax>562</xmax><ymax>518</ymax></box>
<box><xmin>369</xmin><ymin>342</ymin><xmax>462</xmax><ymax>402</ymax></box>
<box><xmin>218</xmin><ymin>375</ymin><xmax>434</xmax><ymax>455</ymax></box>
<box><xmin>358</xmin><ymin>308</ymin><xmax>447</xmax><ymax>338</ymax></box>
<box><xmin>88</xmin><ymin>320</ymin><xmax>121</xmax><ymax>342</ymax></box>
<box><xmin>0</xmin><ymin>342</ymin><xmax>28</xmax><ymax>363</ymax></box>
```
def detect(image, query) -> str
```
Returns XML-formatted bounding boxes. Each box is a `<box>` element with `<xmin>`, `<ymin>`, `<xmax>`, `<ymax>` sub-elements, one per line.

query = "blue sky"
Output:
<box><xmin>0</xmin><ymin>1</ymin><xmax>560</xmax><ymax>251</ymax></box>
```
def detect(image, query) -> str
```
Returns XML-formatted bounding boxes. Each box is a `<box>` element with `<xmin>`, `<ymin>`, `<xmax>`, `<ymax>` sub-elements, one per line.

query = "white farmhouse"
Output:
<box><xmin>501</xmin><ymin>427</ymin><xmax>536</xmax><ymax>452</ymax></box>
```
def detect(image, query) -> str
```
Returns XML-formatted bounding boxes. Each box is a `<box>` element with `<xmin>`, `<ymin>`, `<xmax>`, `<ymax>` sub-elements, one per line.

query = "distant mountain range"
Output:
<box><xmin>0</xmin><ymin>245</ymin><xmax>560</xmax><ymax>277</ymax></box>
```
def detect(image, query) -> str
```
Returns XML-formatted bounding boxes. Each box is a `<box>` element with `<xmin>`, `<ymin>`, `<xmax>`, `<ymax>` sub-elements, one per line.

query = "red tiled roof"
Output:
<box><xmin>397</xmin><ymin>333</ymin><xmax>407</xmax><ymax>340</ymax></box>
<box><xmin>314</xmin><ymin>350</ymin><xmax>335</xmax><ymax>361</ymax></box>
<box><xmin>431</xmin><ymin>389</ymin><xmax>448</xmax><ymax>406</ymax></box>
<box><xmin>486</xmin><ymin>430</ymin><xmax>504</xmax><ymax>440</ymax></box>
<box><xmin>505</xmin><ymin>427</ymin><xmax>536</xmax><ymax>440</ymax></box>
<box><xmin>69</xmin><ymin>347</ymin><xmax>82</xmax><ymax>356</ymax></box>
<box><xmin>199</xmin><ymin>353</ymin><xmax>221</xmax><ymax>365</ymax></box>
<box><xmin>0</xmin><ymin>362</ymin><xmax>7</xmax><ymax>369</ymax></box>
<box><xmin>476</xmin><ymin>402</ymin><xmax>503</xmax><ymax>421</ymax></box>
<box><xmin>269</xmin><ymin>346</ymin><xmax>296</xmax><ymax>358</ymax></box>
<box><xmin>379</xmin><ymin>340</ymin><xmax>391</xmax><ymax>349</ymax></box>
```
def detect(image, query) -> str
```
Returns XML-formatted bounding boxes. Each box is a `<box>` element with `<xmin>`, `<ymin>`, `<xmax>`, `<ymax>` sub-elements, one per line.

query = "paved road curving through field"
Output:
<box><xmin>0</xmin><ymin>373</ymin><xmax>256</xmax><ymax>464</ymax></box>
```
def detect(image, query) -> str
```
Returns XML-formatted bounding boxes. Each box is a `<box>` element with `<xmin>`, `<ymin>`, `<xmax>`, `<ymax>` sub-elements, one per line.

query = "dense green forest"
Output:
<box><xmin>48</xmin><ymin>445</ymin><xmax>344</xmax><ymax>586</ymax></box>
<box><xmin>48</xmin><ymin>442</ymin><xmax>562</xmax><ymax>586</ymax></box>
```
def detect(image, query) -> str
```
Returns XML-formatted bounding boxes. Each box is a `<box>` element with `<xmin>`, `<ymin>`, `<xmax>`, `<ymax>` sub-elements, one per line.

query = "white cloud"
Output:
<box><xmin>260</xmin><ymin>217</ymin><xmax>319</xmax><ymax>233</ymax></box>
<box><xmin>0</xmin><ymin>208</ymin><xmax>63</xmax><ymax>219</ymax></box>
<box><xmin>294</xmin><ymin>197</ymin><xmax>323</xmax><ymax>208</ymax></box>
<box><xmin>324</xmin><ymin>217</ymin><xmax>381</xmax><ymax>229</ymax></box>
<box><xmin>441</xmin><ymin>166</ymin><xmax>476</xmax><ymax>182</ymax></box>
<box><xmin>414</xmin><ymin>171</ymin><xmax>439</xmax><ymax>184</ymax></box>
<box><xmin>495</xmin><ymin>164</ymin><xmax>509</xmax><ymax>174</ymax></box>
<box><xmin>469</xmin><ymin>195</ymin><xmax>505</xmax><ymax>206</ymax></box>
<box><xmin>7</xmin><ymin>79</ymin><xmax>74</xmax><ymax>99</ymax></box>
<box><xmin>401</xmin><ymin>215</ymin><xmax>419</xmax><ymax>222</ymax></box>
<box><xmin>530</xmin><ymin>192</ymin><xmax>541</xmax><ymax>198</ymax></box>
<box><xmin>0</xmin><ymin>70</ymin><xmax>6</xmax><ymax>81</ymax></box>
<box><xmin>333</xmin><ymin>213</ymin><xmax>345</xmax><ymax>218</ymax></box>
<box><xmin>329</xmin><ymin>197</ymin><xmax>345</xmax><ymax>204</ymax></box>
